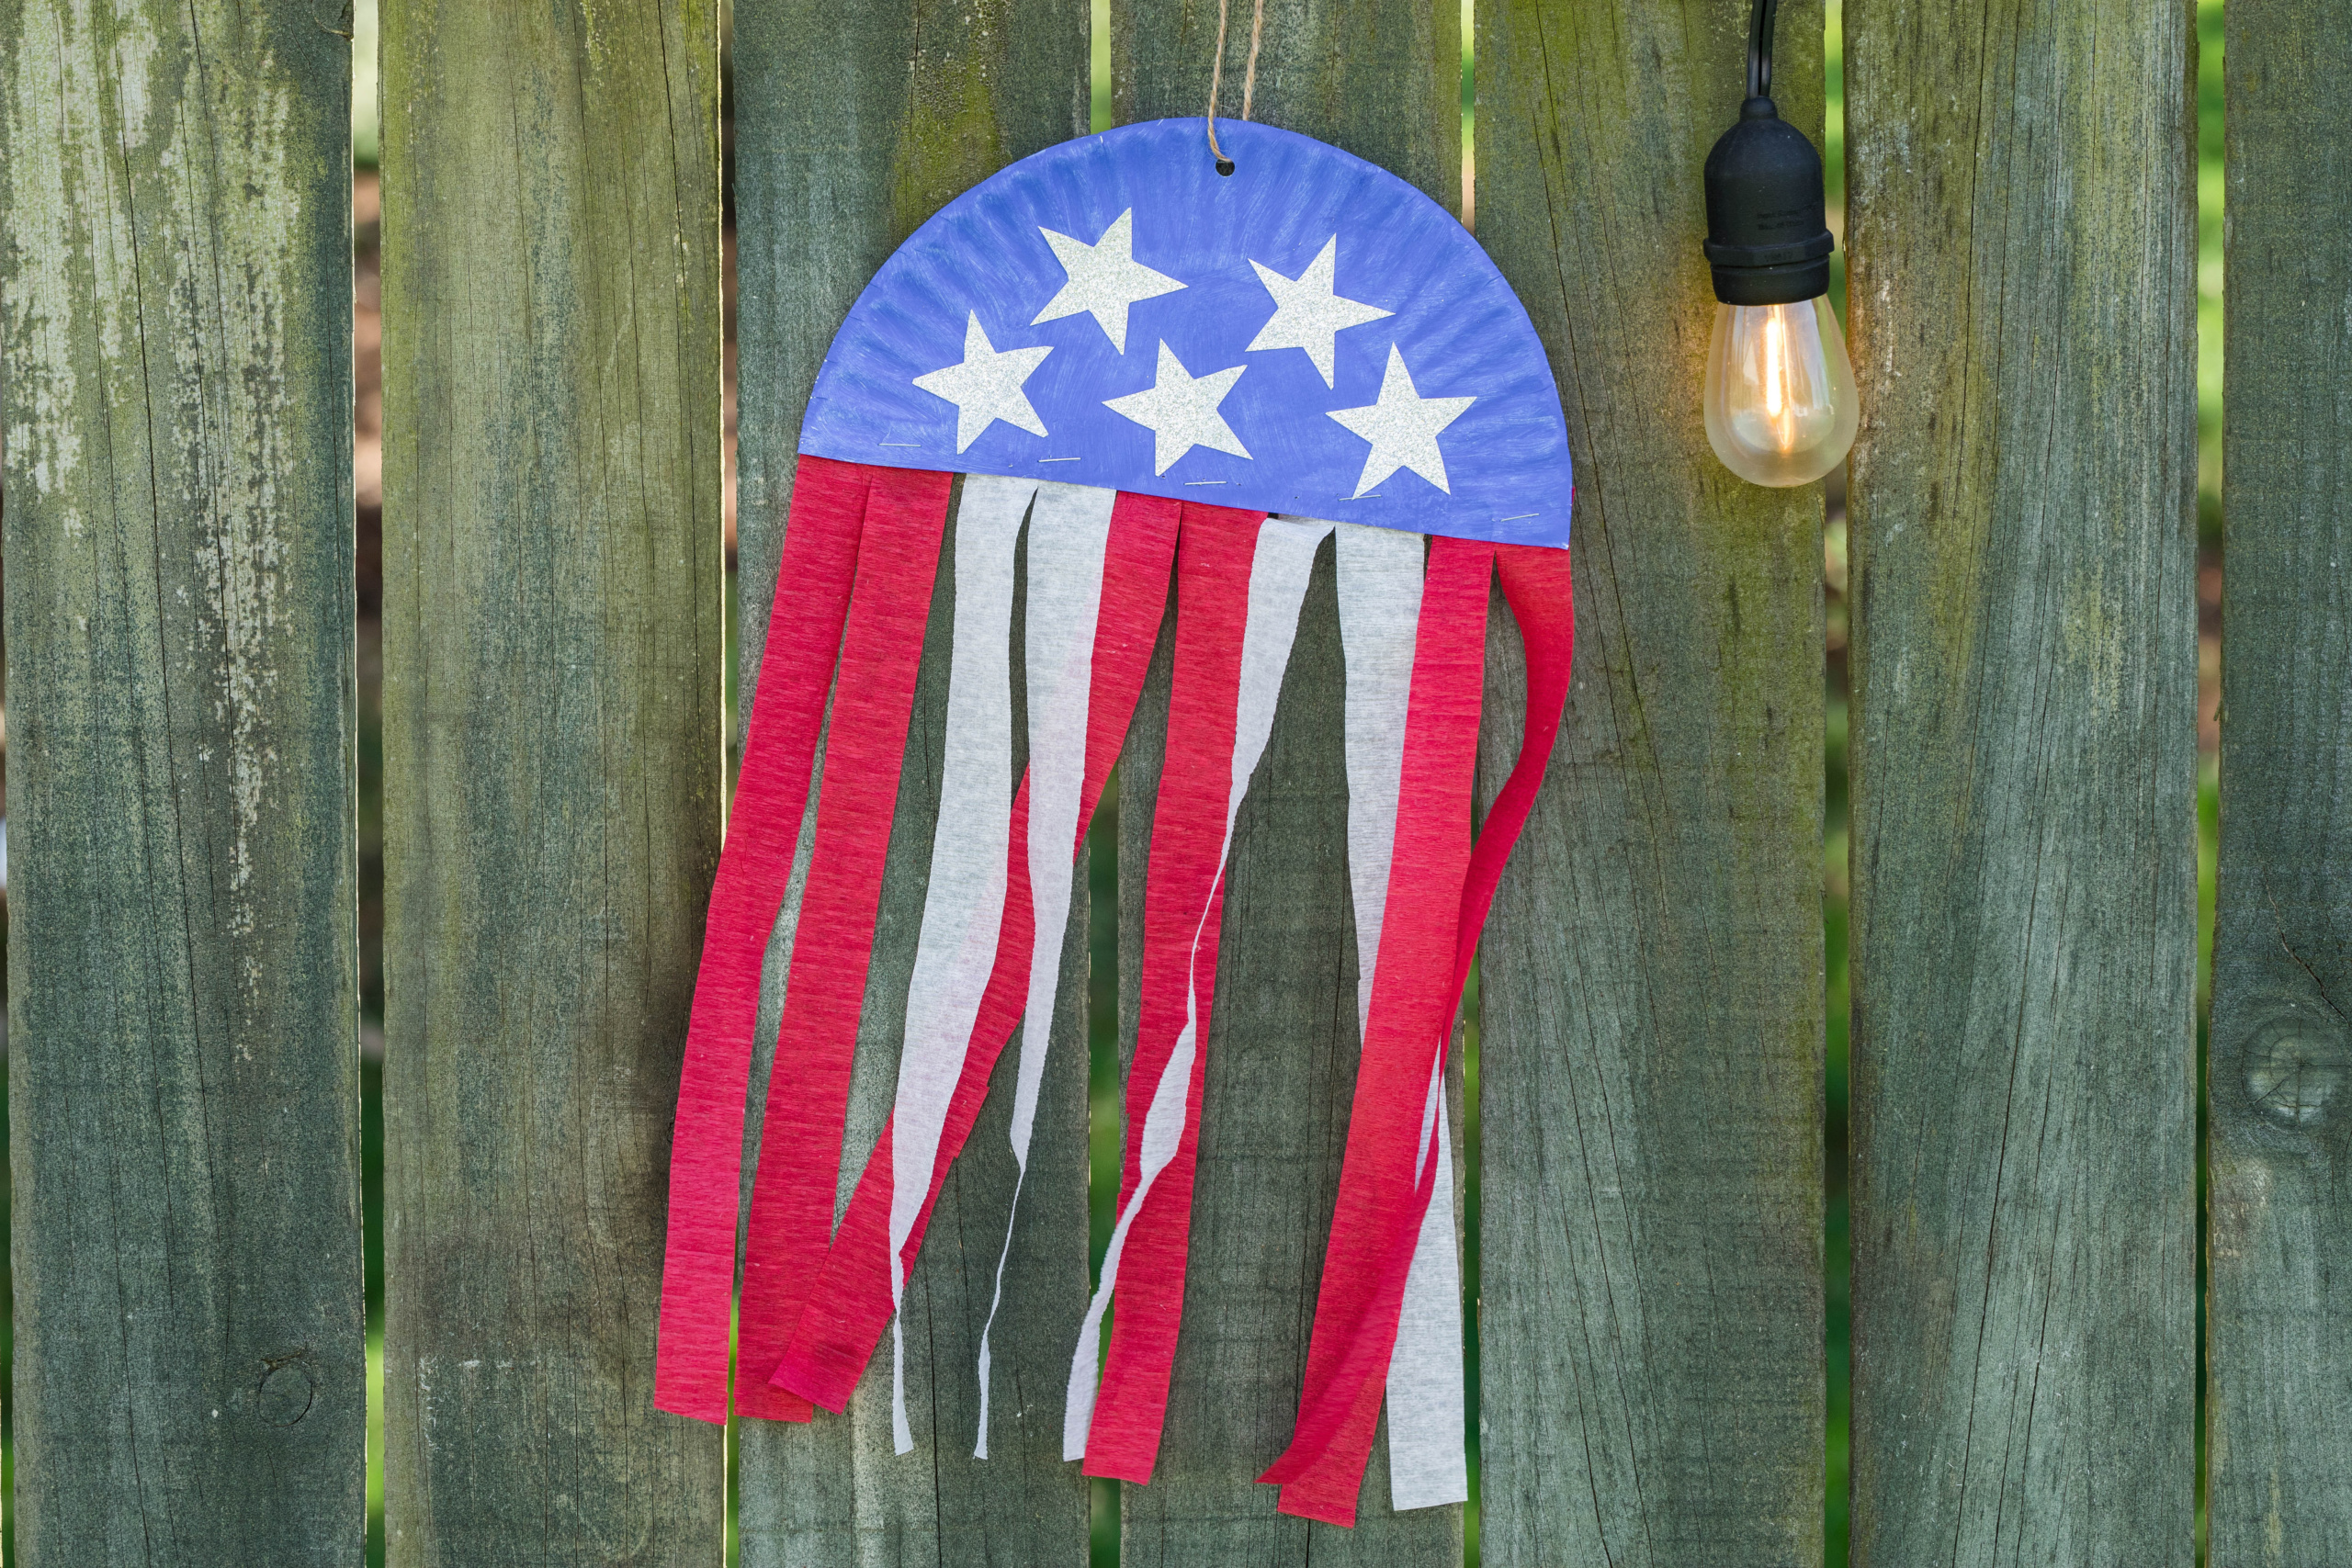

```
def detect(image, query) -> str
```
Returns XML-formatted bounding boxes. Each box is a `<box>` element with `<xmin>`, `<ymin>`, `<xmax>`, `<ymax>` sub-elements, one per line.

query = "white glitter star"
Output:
<box><xmin>1031</xmin><ymin>209</ymin><xmax>1185</xmax><ymax>352</ymax></box>
<box><xmin>1246</xmin><ymin>237</ymin><xmax>1394</xmax><ymax>387</ymax></box>
<box><xmin>1102</xmin><ymin>342</ymin><xmax>1250</xmax><ymax>476</ymax></box>
<box><xmin>912</xmin><ymin>313</ymin><xmax>1054</xmax><ymax>453</ymax></box>
<box><xmin>1327</xmin><ymin>345</ymin><xmax>1476</xmax><ymax>497</ymax></box>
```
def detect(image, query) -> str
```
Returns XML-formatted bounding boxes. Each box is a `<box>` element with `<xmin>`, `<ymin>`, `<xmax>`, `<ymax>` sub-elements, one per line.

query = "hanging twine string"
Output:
<box><xmin>1204</xmin><ymin>0</ymin><xmax>1267</xmax><ymax>174</ymax></box>
<box><xmin>1242</xmin><ymin>0</ymin><xmax>1265</xmax><ymax>119</ymax></box>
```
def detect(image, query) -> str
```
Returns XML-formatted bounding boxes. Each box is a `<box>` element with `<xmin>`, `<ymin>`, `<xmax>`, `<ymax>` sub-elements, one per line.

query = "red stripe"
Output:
<box><xmin>733</xmin><ymin>466</ymin><xmax>954</xmax><ymax>1421</ymax></box>
<box><xmin>1080</xmin><ymin>494</ymin><xmax>1186</xmax><ymax>834</ymax></box>
<box><xmin>655</xmin><ymin>457</ymin><xmax>893</xmax><ymax>1423</ymax></box>
<box><xmin>1082</xmin><ymin>503</ymin><xmax>1264</xmax><ymax>1483</ymax></box>
<box><xmin>1262</xmin><ymin>540</ymin><xmax>1577</xmax><ymax>1525</ymax></box>
<box><xmin>1451</xmin><ymin>545</ymin><xmax>1578</xmax><ymax>1012</ymax></box>
<box><xmin>768</xmin><ymin>778</ymin><xmax>1035</xmax><ymax>1410</ymax></box>
<box><xmin>767</xmin><ymin>491</ymin><xmax>1182</xmax><ymax>1410</ymax></box>
<box><xmin>1256</xmin><ymin>536</ymin><xmax>1490</xmax><ymax>1515</ymax></box>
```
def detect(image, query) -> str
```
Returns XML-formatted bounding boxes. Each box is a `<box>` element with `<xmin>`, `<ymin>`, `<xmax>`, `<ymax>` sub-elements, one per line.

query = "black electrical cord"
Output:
<box><xmin>1747</xmin><ymin>0</ymin><xmax>1780</xmax><ymax>99</ymax></box>
<box><xmin>1707</xmin><ymin>0</ymin><xmax>1830</xmax><ymax>306</ymax></box>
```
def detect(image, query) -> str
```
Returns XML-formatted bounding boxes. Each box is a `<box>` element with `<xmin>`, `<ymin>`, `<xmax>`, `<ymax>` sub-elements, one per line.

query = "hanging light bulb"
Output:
<box><xmin>1700</xmin><ymin>0</ymin><xmax>1858</xmax><ymax>488</ymax></box>
<box><xmin>1704</xmin><ymin>297</ymin><xmax>1857</xmax><ymax>487</ymax></box>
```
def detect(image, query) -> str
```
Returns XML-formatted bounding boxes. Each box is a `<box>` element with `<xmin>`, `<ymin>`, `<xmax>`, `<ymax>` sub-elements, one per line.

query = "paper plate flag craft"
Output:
<box><xmin>655</xmin><ymin>117</ymin><xmax>1577</xmax><ymax>1529</ymax></box>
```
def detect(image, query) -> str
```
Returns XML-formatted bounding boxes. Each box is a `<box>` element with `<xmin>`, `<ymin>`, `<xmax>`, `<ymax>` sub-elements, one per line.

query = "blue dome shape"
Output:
<box><xmin>798</xmin><ymin>118</ymin><xmax>1572</xmax><ymax>549</ymax></box>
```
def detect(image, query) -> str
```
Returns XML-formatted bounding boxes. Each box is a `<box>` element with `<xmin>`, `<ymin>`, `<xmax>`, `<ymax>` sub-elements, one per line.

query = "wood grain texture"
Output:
<box><xmin>1470</xmin><ymin>6</ymin><xmax>1826</xmax><ymax>1564</ymax></box>
<box><xmin>729</xmin><ymin>3</ymin><xmax>1091</xmax><ymax>1560</ymax></box>
<box><xmin>2208</xmin><ymin>2</ymin><xmax>2352</xmax><ymax>1559</ymax></box>
<box><xmin>0</xmin><ymin>6</ymin><xmax>363</xmax><ymax>1562</ymax></box>
<box><xmin>376</xmin><ymin>0</ymin><xmax>726</xmax><ymax>1560</ymax></box>
<box><xmin>1843</xmin><ymin>1</ymin><xmax>2199</xmax><ymax>1562</ymax></box>
<box><xmin>732</xmin><ymin>0</ymin><xmax>1089</xmax><ymax>710</ymax></box>
<box><xmin>1113</xmin><ymin>6</ymin><xmax>1460</xmax><ymax>1559</ymax></box>
<box><xmin>1112</xmin><ymin>0</ymin><xmax>1463</xmax><ymax>210</ymax></box>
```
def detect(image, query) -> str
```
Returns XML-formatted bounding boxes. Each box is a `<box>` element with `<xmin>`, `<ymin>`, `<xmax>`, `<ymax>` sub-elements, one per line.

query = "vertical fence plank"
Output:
<box><xmin>1843</xmin><ymin>1</ymin><xmax>2199</xmax><ymax>1562</ymax></box>
<box><xmin>729</xmin><ymin>3</ymin><xmax>1090</xmax><ymax>1560</ymax></box>
<box><xmin>2209</xmin><ymin>0</ymin><xmax>2352</xmax><ymax>1557</ymax></box>
<box><xmin>1110</xmin><ymin>6</ymin><xmax>1462</xmax><ymax>1562</ymax></box>
<box><xmin>1471</xmin><ymin>4</ymin><xmax>1826</xmax><ymax>1564</ymax></box>
<box><xmin>377</xmin><ymin>1</ymin><xmax>725</xmax><ymax>1560</ymax></box>
<box><xmin>0</xmin><ymin>6</ymin><xmax>362</xmax><ymax>1562</ymax></box>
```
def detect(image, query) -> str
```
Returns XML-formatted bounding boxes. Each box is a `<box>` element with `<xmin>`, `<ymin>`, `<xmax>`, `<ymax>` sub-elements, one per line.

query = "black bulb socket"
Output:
<box><xmin>1702</xmin><ymin>96</ymin><xmax>1835</xmax><ymax>307</ymax></box>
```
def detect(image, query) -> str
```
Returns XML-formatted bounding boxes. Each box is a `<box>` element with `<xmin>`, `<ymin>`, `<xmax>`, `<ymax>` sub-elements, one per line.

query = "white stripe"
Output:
<box><xmin>1334</xmin><ymin>524</ymin><xmax>1424</xmax><ymax>1031</ymax></box>
<box><xmin>973</xmin><ymin>482</ymin><xmax>1117</xmax><ymax>1459</ymax></box>
<box><xmin>1335</xmin><ymin>522</ymin><xmax>1466</xmax><ymax>1511</ymax></box>
<box><xmin>1388</xmin><ymin>1076</ymin><xmax>1466</xmax><ymax>1508</ymax></box>
<box><xmin>888</xmin><ymin>473</ymin><xmax>1034</xmax><ymax>1454</ymax></box>
<box><xmin>1062</xmin><ymin>517</ymin><xmax>1333</xmax><ymax>1462</ymax></box>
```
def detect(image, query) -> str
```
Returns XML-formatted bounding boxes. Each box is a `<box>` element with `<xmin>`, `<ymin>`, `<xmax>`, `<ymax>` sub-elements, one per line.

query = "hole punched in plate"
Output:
<box><xmin>1204</xmin><ymin>0</ymin><xmax>1263</xmax><ymax>178</ymax></box>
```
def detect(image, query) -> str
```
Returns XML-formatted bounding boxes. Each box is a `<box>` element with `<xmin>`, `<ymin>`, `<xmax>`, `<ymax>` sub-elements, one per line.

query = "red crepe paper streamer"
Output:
<box><xmin>654</xmin><ymin>458</ymin><xmax>950</xmax><ymax>1423</ymax></box>
<box><xmin>768</xmin><ymin>492</ymin><xmax>1180</xmax><ymax>1410</ymax></box>
<box><xmin>1261</xmin><ymin>541</ymin><xmax>1577</xmax><ymax>1524</ymax></box>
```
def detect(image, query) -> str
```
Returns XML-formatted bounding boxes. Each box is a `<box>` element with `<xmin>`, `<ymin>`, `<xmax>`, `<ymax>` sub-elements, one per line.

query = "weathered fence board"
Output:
<box><xmin>1110</xmin><ymin>6</ymin><xmax>1463</xmax><ymax>1563</ymax></box>
<box><xmin>729</xmin><ymin>4</ymin><xmax>1092</xmax><ymax>1561</ymax></box>
<box><xmin>2209</xmin><ymin>0</ymin><xmax>2352</xmax><ymax>1558</ymax></box>
<box><xmin>1470</xmin><ymin>5</ymin><xmax>1827</xmax><ymax>1564</ymax></box>
<box><xmin>1844</xmin><ymin>1</ymin><xmax>2199</xmax><ymax>1562</ymax></box>
<box><xmin>376</xmin><ymin>1</ymin><xmax>725</xmax><ymax>1561</ymax></box>
<box><xmin>0</xmin><ymin>6</ymin><xmax>363</xmax><ymax>1562</ymax></box>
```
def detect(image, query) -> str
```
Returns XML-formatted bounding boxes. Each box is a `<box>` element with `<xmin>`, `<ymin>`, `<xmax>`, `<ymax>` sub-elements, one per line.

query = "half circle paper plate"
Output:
<box><xmin>801</xmin><ymin>118</ymin><xmax>1572</xmax><ymax>547</ymax></box>
<box><xmin>659</xmin><ymin>118</ymin><xmax>1577</xmax><ymax>1531</ymax></box>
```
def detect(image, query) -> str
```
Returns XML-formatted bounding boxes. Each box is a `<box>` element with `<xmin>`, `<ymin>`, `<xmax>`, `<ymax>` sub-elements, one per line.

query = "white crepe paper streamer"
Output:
<box><xmin>1386</xmin><ymin>1075</ymin><xmax>1464</xmax><ymax>1507</ymax></box>
<box><xmin>1062</xmin><ymin>516</ymin><xmax>1334</xmax><ymax>1462</ymax></box>
<box><xmin>1333</xmin><ymin>524</ymin><xmax>1423</xmax><ymax>1044</ymax></box>
<box><xmin>973</xmin><ymin>482</ymin><xmax>1118</xmax><ymax>1458</ymax></box>
<box><xmin>1334</xmin><ymin>523</ymin><xmax>1469</xmax><ymax>1512</ymax></box>
<box><xmin>887</xmin><ymin>473</ymin><xmax>1035</xmax><ymax>1454</ymax></box>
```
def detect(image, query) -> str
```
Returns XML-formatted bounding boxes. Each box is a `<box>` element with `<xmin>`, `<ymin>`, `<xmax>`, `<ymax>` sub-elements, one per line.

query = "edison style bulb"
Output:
<box><xmin>1702</xmin><ymin>296</ymin><xmax>1858</xmax><ymax>488</ymax></box>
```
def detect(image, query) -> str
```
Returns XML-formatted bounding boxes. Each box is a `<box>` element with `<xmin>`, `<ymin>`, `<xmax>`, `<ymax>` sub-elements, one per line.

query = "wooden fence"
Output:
<box><xmin>0</xmin><ymin>0</ymin><xmax>2338</xmax><ymax>1563</ymax></box>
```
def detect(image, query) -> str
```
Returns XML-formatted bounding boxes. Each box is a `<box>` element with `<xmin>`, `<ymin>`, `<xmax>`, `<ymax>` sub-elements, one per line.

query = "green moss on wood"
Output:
<box><xmin>1844</xmin><ymin>0</ymin><xmax>2199</xmax><ymax>1561</ymax></box>
<box><xmin>0</xmin><ymin>2</ymin><xmax>365</xmax><ymax>1561</ymax></box>
<box><xmin>376</xmin><ymin>1</ymin><xmax>726</xmax><ymax>1560</ymax></box>
<box><xmin>1471</xmin><ymin>5</ymin><xmax>1828</xmax><ymax>1566</ymax></box>
<box><xmin>2208</xmin><ymin>0</ymin><xmax>2352</xmax><ymax>1559</ymax></box>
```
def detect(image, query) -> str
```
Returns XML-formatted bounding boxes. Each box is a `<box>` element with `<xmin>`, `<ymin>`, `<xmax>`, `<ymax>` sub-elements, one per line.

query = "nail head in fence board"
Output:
<box><xmin>1844</xmin><ymin>1</ymin><xmax>2199</xmax><ymax>1562</ymax></box>
<box><xmin>377</xmin><ymin>1</ymin><xmax>725</xmax><ymax>1560</ymax></box>
<box><xmin>1471</xmin><ymin>5</ymin><xmax>1826</xmax><ymax>1563</ymax></box>
<box><xmin>0</xmin><ymin>5</ymin><xmax>364</xmax><ymax>1561</ymax></box>
<box><xmin>729</xmin><ymin>5</ymin><xmax>1091</xmax><ymax>1561</ymax></box>
<box><xmin>2210</xmin><ymin>1</ymin><xmax>2352</xmax><ymax>1557</ymax></box>
<box><xmin>1112</xmin><ymin>5</ymin><xmax>1462</xmax><ymax>1561</ymax></box>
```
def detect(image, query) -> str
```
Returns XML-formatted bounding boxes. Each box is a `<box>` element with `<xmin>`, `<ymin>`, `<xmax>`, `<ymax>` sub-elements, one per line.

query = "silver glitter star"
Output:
<box><xmin>1102</xmin><ymin>342</ymin><xmax>1250</xmax><ymax>476</ymax></box>
<box><xmin>1327</xmin><ymin>345</ymin><xmax>1476</xmax><ymax>496</ymax></box>
<box><xmin>1246</xmin><ymin>237</ymin><xmax>1393</xmax><ymax>387</ymax></box>
<box><xmin>912</xmin><ymin>314</ymin><xmax>1054</xmax><ymax>453</ymax></box>
<box><xmin>1031</xmin><ymin>209</ymin><xmax>1185</xmax><ymax>353</ymax></box>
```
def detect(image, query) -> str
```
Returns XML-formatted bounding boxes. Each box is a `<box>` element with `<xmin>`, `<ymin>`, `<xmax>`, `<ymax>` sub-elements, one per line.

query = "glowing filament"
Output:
<box><xmin>1702</xmin><ymin>296</ymin><xmax>1859</xmax><ymax>487</ymax></box>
